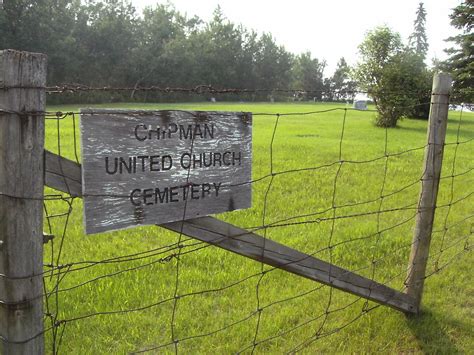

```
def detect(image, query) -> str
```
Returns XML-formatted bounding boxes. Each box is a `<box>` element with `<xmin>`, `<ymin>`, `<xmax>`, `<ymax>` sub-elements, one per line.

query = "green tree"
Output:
<box><xmin>198</xmin><ymin>6</ymin><xmax>245</xmax><ymax>87</ymax></box>
<box><xmin>74</xmin><ymin>0</ymin><xmax>138</xmax><ymax>86</ymax></box>
<box><xmin>0</xmin><ymin>0</ymin><xmax>79</xmax><ymax>84</ymax></box>
<box><xmin>408</xmin><ymin>2</ymin><xmax>429</xmax><ymax>58</ymax></box>
<box><xmin>354</xmin><ymin>26</ymin><xmax>431</xmax><ymax>127</ymax></box>
<box><xmin>444</xmin><ymin>0</ymin><xmax>474</xmax><ymax>103</ymax></box>
<box><xmin>354</xmin><ymin>26</ymin><xmax>402</xmax><ymax>126</ymax></box>
<box><xmin>330</xmin><ymin>57</ymin><xmax>357</xmax><ymax>101</ymax></box>
<box><xmin>354</xmin><ymin>26</ymin><xmax>403</xmax><ymax>89</ymax></box>
<box><xmin>130</xmin><ymin>3</ymin><xmax>189</xmax><ymax>92</ymax></box>
<box><xmin>254</xmin><ymin>33</ymin><xmax>293</xmax><ymax>94</ymax></box>
<box><xmin>378</xmin><ymin>52</ymin><xmax>431</xmax><ymax>124</ymax></box>
<box><xmin>406</xmin><ymin>2</ymin><xmax>432</xmax><ymax>119</ymax></box>
<box><xmin>292</xmin><ymin>52</ymin><xmax>326</xmax><ymax>100</ymax></box>
<box><xmin>0</xmin><ymin>0</ymin><xmax>338</xmax><ymax>103</ymax></box>
<box><xmin>238</xmin><ymin>30</ymin><xmax>260</xmax><ymax>90</ymax></box>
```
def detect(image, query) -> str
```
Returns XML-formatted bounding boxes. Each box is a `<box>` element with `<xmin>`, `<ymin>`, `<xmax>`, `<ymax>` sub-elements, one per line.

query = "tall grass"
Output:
<box><xmin>43</xmin><ymin>102</ymin><xmax>473</xmax><ymax>353</ymax></box>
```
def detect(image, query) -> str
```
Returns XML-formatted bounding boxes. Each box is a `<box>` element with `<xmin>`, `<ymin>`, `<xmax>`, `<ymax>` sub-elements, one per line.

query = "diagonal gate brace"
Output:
<box><xmin>44</xmin><ymin>150</ymin><xmax>417</xmax><ymax>314</ymax></box>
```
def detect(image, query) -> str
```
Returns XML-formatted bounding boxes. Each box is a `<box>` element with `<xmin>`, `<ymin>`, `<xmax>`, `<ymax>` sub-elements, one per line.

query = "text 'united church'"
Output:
<box><xmin>104</xmin><ymin>123</ymin><xmax>242</xmax><ymax>174</ymax></box>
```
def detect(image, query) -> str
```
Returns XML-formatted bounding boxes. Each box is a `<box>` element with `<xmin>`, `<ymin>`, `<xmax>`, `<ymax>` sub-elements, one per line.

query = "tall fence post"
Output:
<box><xmin>0</xmin><ymin>50</ymin><xmax>47</xmax><ymax>354</ymax></box>
<box><xmin>405</xmin><ymin>73</ymin><xmax>452</xmax><ymax>313</ymax></box>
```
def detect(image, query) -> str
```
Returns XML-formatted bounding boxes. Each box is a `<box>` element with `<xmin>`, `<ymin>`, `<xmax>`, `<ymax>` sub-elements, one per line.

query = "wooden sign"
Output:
<box><xmin>80</xmin><ymin>109</ymin><xmax>252</xmax><ymax>234</ymax></box>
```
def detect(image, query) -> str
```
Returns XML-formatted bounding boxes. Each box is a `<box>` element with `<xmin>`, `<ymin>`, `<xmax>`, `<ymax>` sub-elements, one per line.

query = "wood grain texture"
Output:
<box><xmin>80</xmin><ymin>109</ymin><xmax>252</xmax><ymax>234</ymax></box>
<box><xmin>162</xmin><ymin>217</ymin><xmax>417</xmax><ymax>313</ymax></box>
<box><xmin>0</xmin><ymin>50</ymin><xmax>46</xmax><ymax>354</ymax></box>
<box><xmin>44</xmin><ymin>150</ymin><xmax>82</xmax><ymax>196</ymax></box>
<box><xmin>405</xmin><ymin>73</ymin><xmax>452</xmax><ymax>311</ymax></box>
<box><xmin>45</xmin><ymin>150</ymin><xmax>82</xmax><ymax>197</ymax></box>
<box><xmin>45</xmin><ymin>152</ymin><xmax>417</xmax><ymax>314</ymax></box>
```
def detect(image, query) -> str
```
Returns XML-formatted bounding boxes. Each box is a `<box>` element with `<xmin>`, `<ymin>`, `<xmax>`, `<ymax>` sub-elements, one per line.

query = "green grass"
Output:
<box><xmin>43</xmin><ymin>102</ymin><xmax>473</xmax><ymax>354</ymax></box>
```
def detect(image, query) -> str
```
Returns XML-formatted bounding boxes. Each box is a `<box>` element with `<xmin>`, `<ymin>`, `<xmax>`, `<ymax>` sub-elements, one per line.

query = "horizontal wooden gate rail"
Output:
<box><xmin>45</xmin><ymin>150</ymin><xmax>417</xmax><ymax>314</ymax></box>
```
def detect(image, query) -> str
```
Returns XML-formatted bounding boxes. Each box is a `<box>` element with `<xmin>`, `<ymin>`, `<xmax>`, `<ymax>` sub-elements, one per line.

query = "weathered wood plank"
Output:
<box><xmin>45</xmin><ymin>150</ymin><xmax>83</xmax><ymax>197</ymax></box>
<box><xmin>45</xmin><ymin>150</ymin><xmax>82</xmax><ymax>197</ymax></box>
<box><xmin>0</xmin><ymin>50</ymin><xmax>46</xmax><ymax>354</ymax></box>
<box><xmin>45</xmin><ymin>152</ymin><xmax>417</xmax><ymax>314</ymax></box>
<box><xmin>80</xmin><ymin>109</ymin><xmax>252</xmax><ymax>234</ymax></box>
<box><xmin>405</xmin><ymin>73</ymin><xmax>452</xmax><ymax>311</ymax></box>
<box><xmin>162</xmin><ymin>217</ymin><xmax>417</xmax><ymax>313</ymax></box>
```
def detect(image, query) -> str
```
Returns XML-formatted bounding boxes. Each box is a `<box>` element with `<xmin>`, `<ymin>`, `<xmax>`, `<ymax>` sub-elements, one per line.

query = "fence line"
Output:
<box><xmin>1</xmin><ymin>82</ymin><xmax>470</xmax><ymax>97</ymax></box>
<box><xmin>0</xmin><ymin>51</ymin><xmax>472</xmax><ymax>354</ymax></box>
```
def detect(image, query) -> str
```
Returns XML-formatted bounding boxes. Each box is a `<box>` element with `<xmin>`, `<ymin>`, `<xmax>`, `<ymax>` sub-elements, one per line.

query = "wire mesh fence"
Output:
<box><xmin>0</xmin><ymin>80</ymin><xmax>472</xmax><ymax>353</ymax></box>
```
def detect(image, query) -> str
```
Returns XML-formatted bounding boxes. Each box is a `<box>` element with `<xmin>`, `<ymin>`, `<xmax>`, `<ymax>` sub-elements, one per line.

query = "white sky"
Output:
<box><xmin>131</xmin><ymin>0</ymin><xmax>462</xmax><ymax>75</ymax></box>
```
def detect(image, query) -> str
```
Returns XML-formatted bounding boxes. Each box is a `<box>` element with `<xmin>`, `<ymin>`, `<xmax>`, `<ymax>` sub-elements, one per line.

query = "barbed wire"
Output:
<box><xmin>0</xmin><ymin>84</ymin><xmax>431</xmax><ymax>95</ymax></box>
<box><xmin>0</xmin><ymin>83</ymin><xmax>471</xmax><ymax>98</ymax></box>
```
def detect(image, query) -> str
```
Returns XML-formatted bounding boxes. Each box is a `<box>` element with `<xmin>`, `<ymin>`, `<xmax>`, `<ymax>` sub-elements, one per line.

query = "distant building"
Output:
<box><xmin>353</xmin><ymin>100</ymin><xmax>368</xmax><ymax>110</ymax></box>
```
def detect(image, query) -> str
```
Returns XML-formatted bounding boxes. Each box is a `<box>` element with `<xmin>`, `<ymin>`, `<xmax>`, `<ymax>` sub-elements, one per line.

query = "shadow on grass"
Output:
<box><xmin>405</xmin><ymin>309</ymin><xmax>461</xmax><ymax>354</ymax></box>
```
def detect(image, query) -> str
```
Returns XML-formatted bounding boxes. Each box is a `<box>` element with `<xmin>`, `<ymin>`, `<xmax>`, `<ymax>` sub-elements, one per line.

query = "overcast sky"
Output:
<box><xmin>131</xmin><ymin>0</ymin><xmax>461</xmax><ymax>75</ymax></box>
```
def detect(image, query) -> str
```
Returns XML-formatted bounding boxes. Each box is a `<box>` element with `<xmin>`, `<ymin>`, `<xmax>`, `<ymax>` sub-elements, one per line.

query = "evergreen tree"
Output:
<box><xmin>408</xmin><ymin>2</ymin><xmax>429</xmax><ymax>58</ymax></box>
<box><xmin>444</xmin><ymin>0</ymin><xmax>474</xmax><ymax>103</ymax></box>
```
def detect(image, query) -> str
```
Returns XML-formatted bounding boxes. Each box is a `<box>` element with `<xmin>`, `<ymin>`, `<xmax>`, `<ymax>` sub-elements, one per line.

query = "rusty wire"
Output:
<box><xmin>0</xmin><ymin>91</ymin><xmax>471</xmax><ymax>353</ymax></box>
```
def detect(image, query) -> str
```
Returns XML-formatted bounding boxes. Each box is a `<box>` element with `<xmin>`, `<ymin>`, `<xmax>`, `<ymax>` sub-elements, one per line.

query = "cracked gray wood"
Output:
<box><xmin>0</xmin><ymin>49</ymin><xmax>46</xmax><ymax>354</ymax></box>
<box><xmin>80</xmin><ymin>109</ymin><xmax>252</xmax><ymax>234</ymax></box>
<box><xmin>405</xmin><ymin>73</ymin><xmax>452</xmax><ymax>311</ymax></box>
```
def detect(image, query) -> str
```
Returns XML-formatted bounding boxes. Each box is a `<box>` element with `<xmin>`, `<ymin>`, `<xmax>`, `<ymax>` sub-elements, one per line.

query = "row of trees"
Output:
<box><xmin>0</xmin><ymin>0</ymin><xmax>355</xmax><ymax>100</ymax></box>
<box><xmin>0</xmin><ymin>1</ymin><xmax>471</xmax><ymax>127</ymax></box>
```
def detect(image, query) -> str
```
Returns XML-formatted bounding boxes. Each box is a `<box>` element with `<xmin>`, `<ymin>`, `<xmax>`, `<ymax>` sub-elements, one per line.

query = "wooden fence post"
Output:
<box><xmin>0</xmin><ymin>50</ymin><xmax>47</xmax><ymax>354</ymax></box>
<box><xmin>405</xmin><ymin>73</ymin><xmax>452</xmax><ymax>313</ymax></box>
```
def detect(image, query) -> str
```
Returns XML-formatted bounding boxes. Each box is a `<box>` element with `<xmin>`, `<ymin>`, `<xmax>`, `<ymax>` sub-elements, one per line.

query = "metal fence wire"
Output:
<box><xmin>0</xmin><ymin>84</ymin><xmax>472</xmax><ymax>354</ymax></box>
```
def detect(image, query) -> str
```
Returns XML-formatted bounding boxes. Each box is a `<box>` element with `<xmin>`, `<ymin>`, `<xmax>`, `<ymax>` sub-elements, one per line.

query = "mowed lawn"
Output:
<box><xmin>43</xmin><ymin>102</ymin><xmax>473</xmax><ymax>354</ymax></box>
